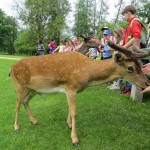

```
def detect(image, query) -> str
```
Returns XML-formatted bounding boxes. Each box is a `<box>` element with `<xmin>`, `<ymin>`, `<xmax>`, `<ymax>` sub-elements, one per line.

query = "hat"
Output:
<box><xmin>88</xmin><ymin>31</ymin><xmax>94</xmax><ymax>36</ymax></box>
<box><xmin>103</xmin><ymin>30</ymin><xmax>111</xmax><ymax>35</ymax></box>
<box><xmin>101</xmin><ymin>27</ymin><xmax>109</xmax><ymax>31</ymax></box>
<box><xmin>74</xmin><ymin>39</ymin><xmax>78</xmax><ymax>43</ymax></box>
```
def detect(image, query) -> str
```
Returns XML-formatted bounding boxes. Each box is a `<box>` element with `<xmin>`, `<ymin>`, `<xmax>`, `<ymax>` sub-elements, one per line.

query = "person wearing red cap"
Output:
<box><xmin>73</xmin><ymin>38</ymin><xmax>79</xmax><ymax>49</ymax></box>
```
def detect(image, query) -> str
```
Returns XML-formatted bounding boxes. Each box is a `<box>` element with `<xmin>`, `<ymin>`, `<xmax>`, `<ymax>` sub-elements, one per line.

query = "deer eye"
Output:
<box><xmin>127</xmin><ymin>66</ymin><xmax>134</xmax><ymax>73</ymax></box>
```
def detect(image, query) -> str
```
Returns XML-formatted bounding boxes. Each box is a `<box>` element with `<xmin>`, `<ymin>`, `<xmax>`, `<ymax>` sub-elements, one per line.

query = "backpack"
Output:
<box><xmin>130</xmin><ymin>18</ymin><xmax>149</xmax><ymax>48</ymax></box>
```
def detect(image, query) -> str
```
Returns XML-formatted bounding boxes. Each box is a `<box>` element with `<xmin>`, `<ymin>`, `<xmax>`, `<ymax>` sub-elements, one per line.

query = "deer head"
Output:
<box><xmin>77</xmin><ymin>34</ymin><xmax>99</xmax><ymax>55</ymax></box>
<box><xmin>107</xmin><ymin>40</ymin><xmax>150</xmax><ymax>88</ymax></box>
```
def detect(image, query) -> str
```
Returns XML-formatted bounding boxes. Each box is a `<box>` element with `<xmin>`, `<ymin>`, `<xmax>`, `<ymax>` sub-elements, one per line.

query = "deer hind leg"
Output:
<box><xmin>22</xmin><ymin>91</ymin><xmax>38</xmax><ymax>125</ymax></box>
<box><xmin>14</xmin><ymin>88</ymin><xmax>29</xmax><ymax>131</ymax></box>
<box><xmin>66</xmin><ymin>89</ymin><xmax>79</xmax><ymax>146</ymax></box>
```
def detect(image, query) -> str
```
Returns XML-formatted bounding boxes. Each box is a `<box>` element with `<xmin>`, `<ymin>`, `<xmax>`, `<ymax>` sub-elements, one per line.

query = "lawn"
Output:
<box><xmin>0</xmin><ymin>57</ymin><xmax>150</xmax><ymax>150</ymax></box>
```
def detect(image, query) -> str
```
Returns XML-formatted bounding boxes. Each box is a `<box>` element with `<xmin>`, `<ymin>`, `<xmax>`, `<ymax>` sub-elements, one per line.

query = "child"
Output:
<box><xmin>49</xmin><ymin>39</ymin><xmax>56</xmax><ymax>54</ymax></box>
<box><xmin>53</xmin><ymin>41</ymin><xmax>65</xmax><ymax>53</ymax></box>
<box><xmin>108</xmin><ymin>28</ymin><xmax>124</xmax><ymax>90</ymax></box>
<box><xmin>101</xmin><ymin>30</ymin><xmax>114</xmax><ymax>60</ymax></box>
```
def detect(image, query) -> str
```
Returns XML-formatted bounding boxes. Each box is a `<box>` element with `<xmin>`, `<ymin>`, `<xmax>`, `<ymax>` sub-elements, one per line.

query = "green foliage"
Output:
<box><xmin>0</xmin><ymin>57</ymin><xmax>150</xmax><ymax>150</ymax></box>
<box><xmin>136</xmin><ymin>0</ymin><xmax>150</xmax><ymax>24</ymax></box>
<box><xmin>13</xmin><ymin>0</ymin><xmax>70</xmax><ymax>54</ymax></box>
<box><xmin>97</xmin><ymin>21</ymin><xmax>127</xmax><ymax>39</ymax></box>
<box><xmin>0</xmin><ymin>9</ymin><xmax>18</xmax><ymax>54</ymax></box>
<box><xmin>73</xmin><ymin>0</ymin><xmax>109</xmax><ymax>37</ymax></box>
<box><xmin>73</xmin><ymin>0</ymin><xmax>91</xmax><ymax>37</ymax></box>
<box><xmin>19</xmin><ymin>0</ymin><xmax>70</xmax><ymax>40</ymax></box>
<box><xmin>14</xmin><ymin>29</ymin><xmax>38</xmax><ymax>55</ymax></box>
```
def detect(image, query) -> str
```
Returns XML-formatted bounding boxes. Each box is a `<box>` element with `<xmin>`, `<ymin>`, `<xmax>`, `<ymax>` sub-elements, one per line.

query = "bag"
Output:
<box><xmin>130</xmin><ymin>18</ymin><xmax>149</xmax><ymax>48</ymax></box>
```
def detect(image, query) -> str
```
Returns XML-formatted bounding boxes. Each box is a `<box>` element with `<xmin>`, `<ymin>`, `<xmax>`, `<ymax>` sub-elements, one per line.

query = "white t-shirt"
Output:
<box><xmin>55</xmin><ymin>45</ymin><xmax>65</xmax><ymax>52</ymax></box>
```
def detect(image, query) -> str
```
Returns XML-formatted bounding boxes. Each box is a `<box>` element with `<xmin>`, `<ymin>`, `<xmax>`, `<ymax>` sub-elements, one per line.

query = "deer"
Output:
<box><xmin>10</xmin><ymin>35</ymin><xmax>150</xmax><ymax>146</ymax></box>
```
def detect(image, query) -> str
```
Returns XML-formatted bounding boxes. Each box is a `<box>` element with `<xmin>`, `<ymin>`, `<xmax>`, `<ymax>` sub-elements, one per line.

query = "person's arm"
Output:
<box><xmin>101</xmin><ymin>38</ymin><xmax>105</xmax><ymax>47</ymax></box>
<box><xmin>124</xmin><ymin>21</ymin><xmax>141</xmax><ymax>49</ymax></box>
<box><xmin>142</xmin><ymin>86</ymin><xmax>150</xmax><ymax>93</ymax></box>
<box><xmin>123</xmin><ymin>38</ymin><xmax>135</xmax><ymax>49</ymax></box>
<box><xmin>53</xmin><ymin>46</ymin><xmax>60</xmax><ymax>53</ymax></box>
<box><xmin>142</xmin><ymin>63</ymin><xmax>150</xmax><ymax>74</ymax></box>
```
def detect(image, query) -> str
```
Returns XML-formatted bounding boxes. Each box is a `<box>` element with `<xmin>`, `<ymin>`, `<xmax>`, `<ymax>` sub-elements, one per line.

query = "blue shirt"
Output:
<box><xmin>102</xmin><ymin>41</ymin><xmax>112</xmax><ymax>59</ymax></box>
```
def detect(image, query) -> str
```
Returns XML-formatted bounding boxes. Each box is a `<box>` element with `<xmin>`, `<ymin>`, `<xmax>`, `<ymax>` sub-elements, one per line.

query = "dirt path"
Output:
<box><xmin>0</xmin><ymin>57</ymin><xmax>22</xmax><ymax>60</ymax></box>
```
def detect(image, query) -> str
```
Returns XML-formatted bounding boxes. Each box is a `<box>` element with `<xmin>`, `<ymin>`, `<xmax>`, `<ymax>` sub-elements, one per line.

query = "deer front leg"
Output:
<box><xmin>67</xmin><ymin>112</ymin><xmax>72</xmax><ymax>128</ymax></box>
<box><xmin>14</xmin><ymin>98</ymin><xmax>21</xmax><ymax>131</ymax></box>
<box><xmin>66</xmin><ymin>89</ymin><xmax>79</xmax><ymax>146</ymax></box>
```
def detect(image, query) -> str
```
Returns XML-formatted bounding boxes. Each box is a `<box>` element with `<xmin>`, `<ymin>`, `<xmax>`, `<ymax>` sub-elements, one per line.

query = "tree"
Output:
<box><xmin>73</xmin><ymin>0</ymin><xmax>92</xmax><ymax>38</ymax></box>
<box><xmin>114</xmin><ymin>0</ymin><xmax>125</xmax><ymax>26</ymax></box>
<box><xmin>0</xmin><ymin>9</ymin><xmax>18</xmax><ymax>54</ymax></box>
<box><xmin>13</xmin><ymin>0</ymin><xmax>70</xmax><ymax>54</ymax></box>
<box><xmin>136</xmin><ymin>0</ymin><xmax>150</xmax><ymax>24</ymax></box>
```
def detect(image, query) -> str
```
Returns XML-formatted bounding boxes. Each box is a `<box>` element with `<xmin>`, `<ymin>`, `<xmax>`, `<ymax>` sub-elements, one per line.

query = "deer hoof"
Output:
<box><xmin>14</xmin><ymin>125</ymin><xmax>20</xmax><ymax>131</ymax></box>
<box><xmin>31</xmin><ymin>119</ymin><xmax>39</xmax><ymax>125</ymax></box>
<box><xmin>67</xmin><ymin>123</ymin><xmax>72</xmax><ymax>129</ymax></box>
<box><xmin>32</xmin><ymin>121</ymin><xmax>39</xmax><ymax>125</ymax></box>
<box><xmin>72</xmin><ymin>142</ymin><xmax>80</xmax><ymax>147</ymax></box>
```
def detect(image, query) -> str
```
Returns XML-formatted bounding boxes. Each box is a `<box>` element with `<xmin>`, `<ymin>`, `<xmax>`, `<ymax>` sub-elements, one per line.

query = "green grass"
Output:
<box><xmin>0</xmin><ymin>57</ymin><xmax>150</xmax><ymax>150</ymax></box>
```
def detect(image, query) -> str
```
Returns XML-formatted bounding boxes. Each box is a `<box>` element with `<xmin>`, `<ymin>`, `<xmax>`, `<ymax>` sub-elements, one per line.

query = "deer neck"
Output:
<box><xmin>88</xmin><ymin>59</ymin><xmax>121</xmax><ymax>86</ymax></box>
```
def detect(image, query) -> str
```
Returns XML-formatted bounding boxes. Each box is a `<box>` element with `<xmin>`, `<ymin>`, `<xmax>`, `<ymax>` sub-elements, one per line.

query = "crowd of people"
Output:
<box><xmin>36</xmin><ymin>4</ymin><xmax>150</xmax><ymax>95</ymax></box>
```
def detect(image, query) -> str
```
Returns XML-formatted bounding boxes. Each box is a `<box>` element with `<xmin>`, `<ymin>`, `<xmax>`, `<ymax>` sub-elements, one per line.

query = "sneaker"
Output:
<box><xmin>120</xmin><ymin>87</ymin><xmax>131</xmax><ymax>95</ymax></box>
<box><xmin>109</xmin><ymin>84</ymin><xmax>120</xmax><ymax>90</ymax></box>
<box><xmin>107</xmin><ymin>82</ymin><xmax>116</xmax><ymax>89</ymax></box>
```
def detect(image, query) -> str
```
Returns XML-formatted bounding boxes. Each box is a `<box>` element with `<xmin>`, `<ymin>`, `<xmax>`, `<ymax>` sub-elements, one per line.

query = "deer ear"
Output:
<box><xmin>114</xmin><ymin>52</ymin><xmax>124</xmax><ymax>64</ymax></box>
<box><xmin>80</xmin><ymin>34</ymin><xmax>87</xmax><ymax>39</ymax></box>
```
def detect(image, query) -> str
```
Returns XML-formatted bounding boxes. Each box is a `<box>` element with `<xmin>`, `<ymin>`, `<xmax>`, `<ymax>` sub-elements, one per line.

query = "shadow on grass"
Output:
<box><xmin>143</xmin><ymin>93</ymin><xmax>150</xmax><ymax>102</ymax></box>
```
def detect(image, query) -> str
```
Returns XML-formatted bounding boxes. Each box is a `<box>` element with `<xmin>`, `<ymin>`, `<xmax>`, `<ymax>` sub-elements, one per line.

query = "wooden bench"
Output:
<box><xmin>131</xmin><ymin>48</ymin><xmax>150</xmax><ymax>102</ymax></box>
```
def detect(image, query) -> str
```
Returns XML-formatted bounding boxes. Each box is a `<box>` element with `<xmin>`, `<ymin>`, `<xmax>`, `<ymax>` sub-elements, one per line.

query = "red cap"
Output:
<box><xmin>74</xmin><ymin>39</ymin><xmax>78</xmax><ymax>43</ymax></box>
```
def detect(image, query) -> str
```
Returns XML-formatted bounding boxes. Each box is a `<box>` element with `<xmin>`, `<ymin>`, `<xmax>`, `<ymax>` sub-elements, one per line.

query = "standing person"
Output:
<box><xmin>48</xmin><ymin>39</ymin><xmax>56</xmax><ymax>54</ymax></box>
<box><xmin>120</xmin><ymin>4</ymin><xmax>142</xmax><ymax>95</ymax></box>
<box><xmin>100</xmin><ymin>30</ymin><xmax>114</xmax><ymax>60</ymax></box>
<box><xmin>114</xmin><ymin>28</ymin><xmax>124</xmax><ymax>45</ymax></box>
<box><xmin>73</xmin><ymin>38</ymin><xmax>79</xmax><ymax>49</ymax></box>
<box><xmin>86</xmin><ymin>36</ymin><xmax>100</xmax><ymax>59</ymax></box>
<box><xmin>100</xmin><ymin>27</ymin><xmax>109</xmax><ymax>46</ymax></box>
<box><xmin>36</xmin><ymin>38</ymin><xmax>45</xmax><ymax>56</ymax></box>
<box><xmin>53</xmin><ymin>41</ymin><xmax>65</xmax><ymax>53</ymax></box>
<box><xmin>122</xmin><ymin>5</ymin><xmax>142</xmax><ymax>49</ymax></box>
<box><xmin>64</xmin><ymin>40</ymin><xmax>75</xmax><ymax>51</ymax></box>
<box><xmin>100</xmin><ymin>27</ymin><xmax>115</xmax><ymax>59</ymax></box>
<box><xmin>108</xmin><ymin>28</ymin><xmax>124</xmax><ymax>90</ymax></box>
